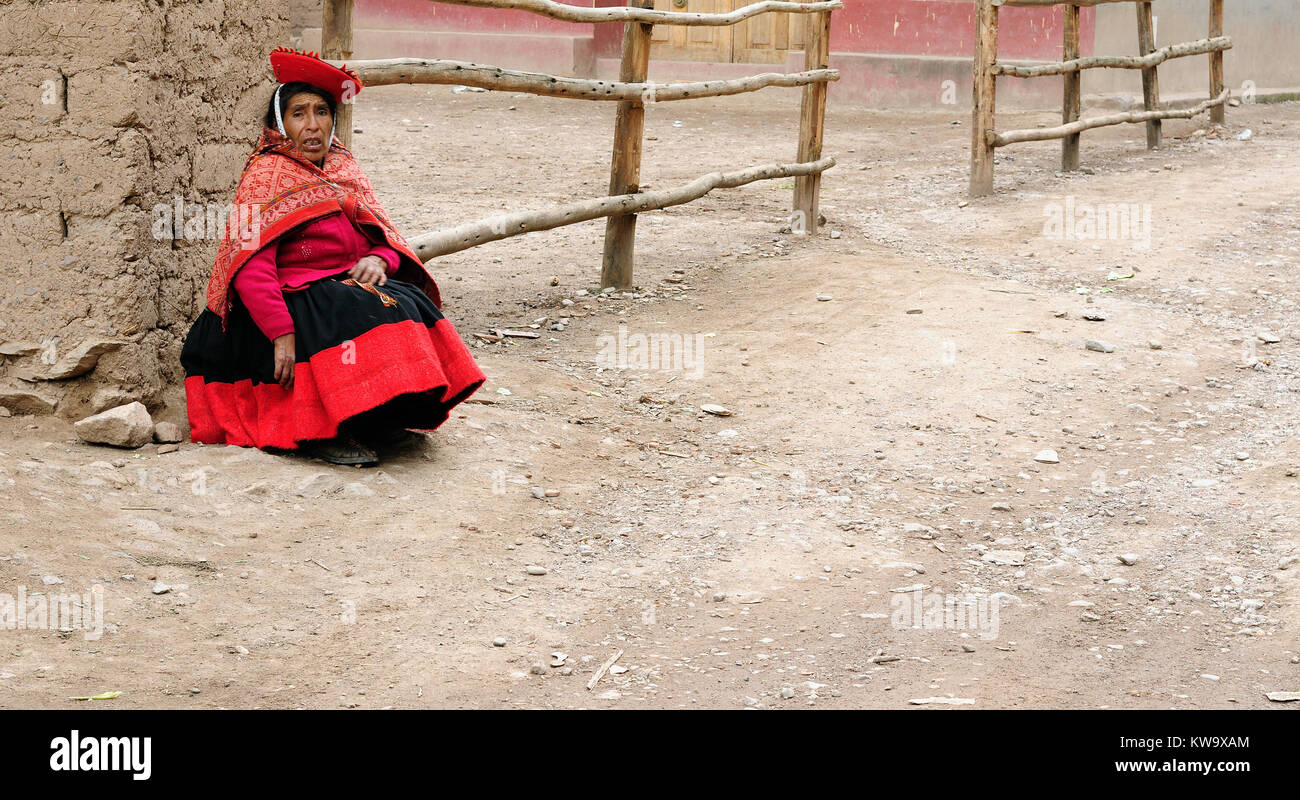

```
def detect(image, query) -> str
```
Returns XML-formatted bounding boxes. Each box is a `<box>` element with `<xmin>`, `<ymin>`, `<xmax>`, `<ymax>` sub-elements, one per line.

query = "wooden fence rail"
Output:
<box><xmin>410</xmin><ymin>158</ymin><xmax>836</xmax><ymax>261</ymax></box>
<box><xmin>428</xmin><ymin>0</ymin><xmax>842</xmax><ymax>26</ymax></box>
<box><xmin>971</xmin><ymin>0</ymin><xmax>1232</xmax><ymax>197</ymax></box>
<box><xmin>347</xmin><ymin>58</ymin><xmax>839</xmax><ymax>102</ymax></box>
<box><xmin>321</xmin><ymin>0</ymin><xmax>838</xmax><ymax>290</ymax></box>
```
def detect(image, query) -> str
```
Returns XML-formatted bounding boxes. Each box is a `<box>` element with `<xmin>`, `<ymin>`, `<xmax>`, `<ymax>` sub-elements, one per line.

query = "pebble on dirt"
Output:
<box><xmin>1084</xmin><ymin>339</ymin><xmax>1115</xmax><ymax>353</ymax></box>
<box><xmin>153</xmin><ymin>421</ymin><xmax>183</xmax><ymax>443</ymax></box>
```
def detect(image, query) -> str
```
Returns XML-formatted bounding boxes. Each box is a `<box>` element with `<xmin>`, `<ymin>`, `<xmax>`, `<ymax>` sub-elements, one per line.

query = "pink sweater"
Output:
<box><xmin>233</xmin><ymin>212</ymin><xmax>401</xmax><ymax>340</ymax></box>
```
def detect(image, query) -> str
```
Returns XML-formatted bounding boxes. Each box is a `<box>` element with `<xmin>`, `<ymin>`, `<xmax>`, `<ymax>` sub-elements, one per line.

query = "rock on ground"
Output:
<box><xmin>74</xmin><ymin>402</ymin><xmax>154</xmax><ymax>448</ymax></box>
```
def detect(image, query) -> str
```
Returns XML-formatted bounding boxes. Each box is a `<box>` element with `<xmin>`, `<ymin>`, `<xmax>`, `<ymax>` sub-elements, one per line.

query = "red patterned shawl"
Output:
<box><xmin>206</xmin><ymin>127</ymin><xmax>440</xmax><ymax>326</ymax></box>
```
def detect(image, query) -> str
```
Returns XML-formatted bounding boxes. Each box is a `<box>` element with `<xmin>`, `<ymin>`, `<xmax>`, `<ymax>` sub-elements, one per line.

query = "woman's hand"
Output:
<box><xmin>273</xmin><ymin>333</ymin><xmax>296</xmax><ymax>389</ymax></box>
<box><xmin>349</xmin><ymin>255</ymin><xmax>388</xmax><ymax>286</ymax></box>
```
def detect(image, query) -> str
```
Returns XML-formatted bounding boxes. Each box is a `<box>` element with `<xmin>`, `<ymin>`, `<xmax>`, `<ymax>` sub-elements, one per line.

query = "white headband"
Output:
<box><xmin>273</xmin><ymin>84</ymin><xmax>286</xmax><ymax>135</ymax></box>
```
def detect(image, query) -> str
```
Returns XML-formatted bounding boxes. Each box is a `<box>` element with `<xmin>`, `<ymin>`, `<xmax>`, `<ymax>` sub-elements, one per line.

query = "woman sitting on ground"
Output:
<box><xmin>182</xmin><ymin>48</ymin><xmax>484</xmax><ymax>466</ymax></box>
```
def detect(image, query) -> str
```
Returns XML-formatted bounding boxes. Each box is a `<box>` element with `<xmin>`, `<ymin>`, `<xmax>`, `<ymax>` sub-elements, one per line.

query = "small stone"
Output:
<box><xmin>712</xmin><ymin>591</ymin><xmax>726</xmax><ymax>602</ymax></box>
<box><xmin>0</xmin><ymin>406</ymin><xmax>10</xmax><ymax>418</ymax></box>
<box><xmin>1149</xmin><ymin>340</ymin><xmax>1163</xmax><ymax>350</ymax></box>
<box><xmin>1117</xmin><ymin>553</ymin><xmax>1140</xmax><ymax>566</ymax></box>
<box><xmin>816</xmin><ymin>294</ymin><xmax>833</xmax><ymax>302</ymax></box>
<box><xmin>559</xmin><ymin>667</ymin><xmax>573</xmax><ymax>676</ymax></box>
<box><xmin>1034</xmin><ymin>449</ymin><xmax>1060</xmax><ymax>464</ymax></box>
<box><xmin>1278</xmin><ymin>555</ymin><xmax>1299</xmax><ymax>570</ymax></box>
<box><xmin>982</xmin><ymin>550</ymin><xmax>1026</xmax><ymax>566</ymax></box>
<box><xmin>961</xmin><ymin>644</ymin><xmax>976</xmax><ymax>653</ymax></box>
<box><xmin>530</xmin><ymin>486</ymin><xmax>546</xmax><ymax>500</ymax></box>
<box><xmin>1266</xmin><ymin>691</ymin><xmax>1300</xmax><ymax>702</ymax></box>
<box><xmin>151</xmin><ymin>582</ymin><xmax>172</xmax><ymax>595</ymax></box>
<box><xmin>492</xmin><ymin>637</ymin><xmax>507</xmax><ymax>647</ymax></box>
<box><xmin>829</xmin><ymin>230</ymin><xmax>841</xmax><ymax>239</ymax></box>
<box><xmin>42</xmin><ymin>575</ymin><xmax>62</xmax><ymax>585</ymax></box>
<box><xmin>1257</xmin><ymin>330</ymin><xmax>1282</xmax><ymax>344</ymax></box>
<box><xmin>157</xmin><ymin>443</ymin><xmax>180</xmax><ymax>455</ymax></box>
<box><xmin>780</xmin><ymin>686</ymin><xmax>796</xmax><ymax>699</ymax></box>
<box><xmin>1236</xmin><ymin>452</ymin><xmax>1250</xmax><ymax>461</ymax></box>
<box><xmin>543</xmin><ymin>489</ymin><xmax>559</xmax><ymax>498</ymax></box>
<box><xmin>530</xmin><ymin>663</ymin><xmax>547</xmax><ymax>675</ymax></box>
<box><xmin>1082</xmin><ymin>311</ymin><xmax>1107</xmax><ymax>322</ymax></box>
<box><xmin>1081</xmin><ymin>611</ymin><xmax>1101</xmax><ymax>621</ymax></box>
<box><xmin>1084</xmin><ymin>340</ymin><xmax>1115</xmax><ymax>353</ymax></box>
<box><xmin>525</xmin><ymin>565</ymin><xmax>548</xmax><ymax>576</ymax></box>
<box><xmin>991</xmin><ymin>502</ymin><xmax>1013</xmax><ymax>512</ymax></box>
<box><xmin>905</xmin><ymin>308</ymin><xmax>923</xmax><ymax>315</ymax></box>
<box><xmin>153</xmin><ymin>421</ymin><xmax>183</xmax><ymax>443</ymax></box>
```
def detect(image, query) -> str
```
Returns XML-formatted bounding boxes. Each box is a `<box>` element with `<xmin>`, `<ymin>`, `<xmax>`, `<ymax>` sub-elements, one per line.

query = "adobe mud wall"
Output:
<box><xmin>0</xmin><ymin>0</ymin><xmax>289</xmax><ymax>422</ymax></box>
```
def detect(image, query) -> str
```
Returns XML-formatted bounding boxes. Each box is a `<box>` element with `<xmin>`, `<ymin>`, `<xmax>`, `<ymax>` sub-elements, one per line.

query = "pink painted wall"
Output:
<box><xmin>831</xmin><ymin>0</ymin><xmax>1094</xmax><ymax>59</ymax></box>
<box><xmin>357</xmin><ymin>0</ymin><xmax>598</xmax><ymax>34</ymax></box>
<box><xmin>354</xmin><ymin>0</ymin><xmax>1096</xmax><ymax>60</ymax></box>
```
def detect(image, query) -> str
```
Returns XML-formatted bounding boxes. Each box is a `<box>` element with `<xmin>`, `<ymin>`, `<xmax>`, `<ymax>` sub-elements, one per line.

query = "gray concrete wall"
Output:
<box><xmin>1087</xmin><ymin>0</ymin><xmax>1300</xmax><ymax>100</ymax></box>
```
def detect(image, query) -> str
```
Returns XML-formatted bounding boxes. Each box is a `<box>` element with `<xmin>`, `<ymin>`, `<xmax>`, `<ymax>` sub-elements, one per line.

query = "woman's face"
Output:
<box><xmin>283</xmin><ymin>91</ymin><xmax>332</xmax><ymax>165</ymax></box>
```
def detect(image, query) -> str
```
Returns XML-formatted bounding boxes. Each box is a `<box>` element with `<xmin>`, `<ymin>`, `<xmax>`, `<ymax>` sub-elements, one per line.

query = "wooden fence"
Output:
<box><xmin>322</xmin><ymin>0</ymin><xmax>841</xmax><ymax>289</ymax></box>
<box><xmin>971</xmin><ymin>0</ymin><xmax>1232</xmax><ymax>197</ymax></box>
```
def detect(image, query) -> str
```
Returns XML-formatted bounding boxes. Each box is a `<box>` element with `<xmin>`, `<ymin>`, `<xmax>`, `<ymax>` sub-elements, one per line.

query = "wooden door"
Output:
<box><xmin>732</xmin><ymin>3</ymin><xmax>802</xmax><ymax>64</ymax></box>
<box><xmin>649</xmin><ymin>0</ymin><xmax>733</xmax><ymax>62</ymax></box>
<box><xmin>648</xmin><ymin>1</ymin><xmax>803</xmax><ymax>64</ymax></box>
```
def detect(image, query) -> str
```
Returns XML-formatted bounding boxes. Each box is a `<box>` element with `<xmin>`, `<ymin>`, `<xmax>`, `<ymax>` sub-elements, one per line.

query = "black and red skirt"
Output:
<box><xmin>181</xmin><ymin>272</ymin><xmax>485</xmax><ymax>449</ymax></box>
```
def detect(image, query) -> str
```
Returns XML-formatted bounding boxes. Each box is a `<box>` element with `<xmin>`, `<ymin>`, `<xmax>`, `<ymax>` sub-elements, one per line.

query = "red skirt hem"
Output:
<box><xmin>184</xmin><ymin>318</ymin><xmax>485</xmax><ymax>450</ymax></box>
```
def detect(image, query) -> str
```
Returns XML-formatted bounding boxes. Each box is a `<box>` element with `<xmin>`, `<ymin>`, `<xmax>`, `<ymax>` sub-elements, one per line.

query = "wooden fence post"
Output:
<box><xmin>970</xmin><ymin>0</ymin><xmax>998</xmax><ymax>197</ymax></box>
<box><xmin>1209</xmin><ymin>0</ymin><xmax>1225</xmax><ymax>124</ymax></box>
<box><xmin>1062</xmin><ymin>4</ymin><xmax>1082</xmax><ymax>171</ymax></box>
<box><xmin>600</xmin><ymin>0</ymin><xmax>655</xmax><ymax>291</ymax></box>
<box><xmin>1135</xmin><ymin>1</ymin><xmax>1161</xmax><ymax>149</ymax></box>
<box><xmin>793</xmin><ymin>10</ymin><xmax>831</xmax><ymax>235</ymax></box>
<box><xmin>322</xmin><ymin>0</ymin><xmax>356</xmax><ymax>150</ymax></box>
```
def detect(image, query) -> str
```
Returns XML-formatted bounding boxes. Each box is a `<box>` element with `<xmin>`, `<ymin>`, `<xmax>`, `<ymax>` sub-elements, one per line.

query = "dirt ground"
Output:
<box><xmin>3</xmin><ymin>86</ymin><xmax>1299</xmax><ymax>709</ymax></box>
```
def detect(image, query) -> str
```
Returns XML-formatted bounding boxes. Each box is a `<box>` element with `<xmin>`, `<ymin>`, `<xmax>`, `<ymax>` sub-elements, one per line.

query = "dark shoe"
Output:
<box><xmin>371</xmin><ymin>427</ymin><xmax>419</xmax><ymax>448</ymax></box>
<box><xmin>300</xmin><ymin>435</ymin><xmax>380</xmax><ymax>467</ymax></box>
<box><xmin>350</xmin><ymin>423</ymin><xmax>420</xmax><ymax>451</ymax></box>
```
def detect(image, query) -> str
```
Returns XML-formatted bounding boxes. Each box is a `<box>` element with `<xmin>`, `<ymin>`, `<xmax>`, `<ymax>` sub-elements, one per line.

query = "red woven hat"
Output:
<box><xmin>269</xmin><ymin>46</ymin><xmax>362</xmax><ymax>104</ymax></box>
